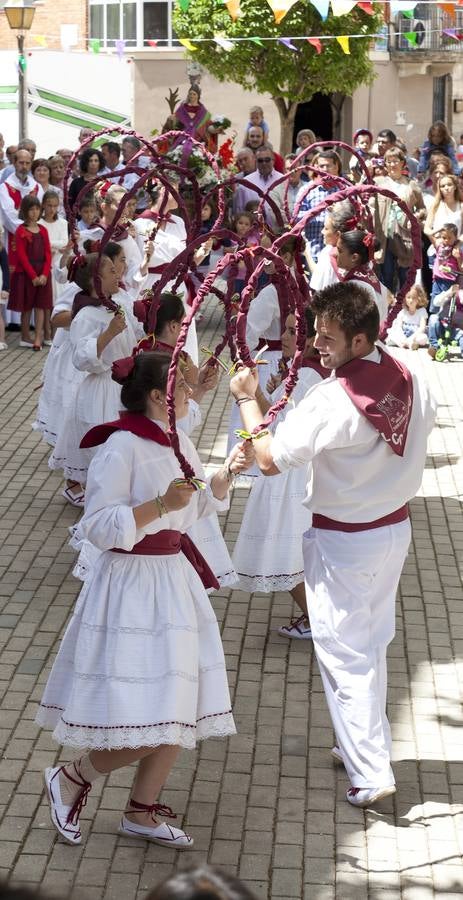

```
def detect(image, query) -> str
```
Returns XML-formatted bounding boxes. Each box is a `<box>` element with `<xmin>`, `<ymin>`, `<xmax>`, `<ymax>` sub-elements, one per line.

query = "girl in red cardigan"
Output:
<box><xmin>7</xmin><ymin>194</ymin><xmax>52</xmax><ymax>350</ymax></box>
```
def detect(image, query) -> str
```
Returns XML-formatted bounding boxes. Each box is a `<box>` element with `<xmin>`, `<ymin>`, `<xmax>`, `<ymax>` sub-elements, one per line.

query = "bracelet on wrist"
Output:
<box><xmin>155</xmin><ymin>494</ymin><xmax>168</xmax><ymax>518</ymax></box>
<box><xmin>235</xmin><ymin>395</ymin><xmax>256</xmax><ymax>406</ymax></box>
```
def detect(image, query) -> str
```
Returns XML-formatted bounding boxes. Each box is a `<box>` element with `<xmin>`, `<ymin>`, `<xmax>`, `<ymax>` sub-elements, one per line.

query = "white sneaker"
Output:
<box><xmin>331</xmin><ymin>746</ymin><xmax>344</xmax><ymax>765</ymax></box>
<box><xmin>19</xmin><ymin>340</ymin><xmax>34</xmax><ymax>348</ymax></box>
<box><xmin>278</xmin><ymin>614</ymin><xmax>312</xmax><ymax>640</ymax></box>
<box><xmin>346</xmin><ymin>784</ymin><xmax>396</xmax><ymax>808</ymax></box>
<box><xmin>44</xmin><ymin>766</ymin><xmax>90</xmax><ymax>844</ymax></box>
<box><xmin>118</xmin><ymin>815</ymin><xmax>194</xmax><ymax>849</ymax></box>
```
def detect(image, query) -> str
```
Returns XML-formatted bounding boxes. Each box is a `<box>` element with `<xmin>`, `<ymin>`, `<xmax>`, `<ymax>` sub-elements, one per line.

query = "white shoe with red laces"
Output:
<box><xmin>118</xmin><ymin>799</ymin><xmax>194</xmax><ymax>849</ymax></box>
<box><xmin>346</xmin><ymin>785</ymin><xmax>396</xmax><ymax>808</ymax></box>
<box><xmin>278</xmin><ymin>614</ymin><xmax>312</xmax><ymax>640</ymax></box>
<box><xmin>44</xmin><ymin>765</ymin><xmax>91</xmax><ymax>844</ymax></box>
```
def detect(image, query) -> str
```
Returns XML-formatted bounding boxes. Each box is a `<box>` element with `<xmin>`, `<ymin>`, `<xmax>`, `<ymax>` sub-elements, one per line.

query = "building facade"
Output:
<box><xmin>1</xmin><ymin>0</ymin><xmax>463</xmax><ymax>156</ymax></box>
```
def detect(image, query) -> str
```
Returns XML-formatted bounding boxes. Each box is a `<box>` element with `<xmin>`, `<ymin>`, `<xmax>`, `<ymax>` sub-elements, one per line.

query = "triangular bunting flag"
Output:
<box><xmin>214</xmin><ymin>35</ymin><xmax>235</xmax><ymax>50</ymax></box>
<box><xmin>307</xmin><ymin>36</ymin><xmax>322</xmax><ymax>53</ymax></box>
<box><xmin>224</xmin><ymin>0</ymin><xmax>242</xmax><ymax>20</ymax></box>
<box><xmin>115</xmin><ymin>38</ymin><xmax>125</xmax><ymax>60</ymax></box>
<box><xmin>178</xmin><ymin>0</ymin><xmax>190</xmax><ymax>10</ymax></box>
<box><xmin>336</xmin><ymin>35</ymin><xmax>350</xmax><ymax>53</ymax></box>
<box><xmin>179</xmin><ymin>38</ymin><xmax>198</xmax><ymax>51</ymax></box>
<box><xmin>146</xmin><ymin>39</ymin><xmax>158</xmax><ymax>47</ymax></box>
<box><xmin>311</xmin><ymin>0</ymin><xmax>330</xmax><ymax>20</ymax></box>
<box><xmin>278</xmin><ymin>37</ymin><xmax>299</xmax><ymax>50</ymax></box>
<box><xmin>33</xmin><ymin>35</ymin><xmax>48</xmax><ymax>47</ymax></box>
<box><xmin>331</xmin><ymin>0</ymin><xmax>357</xmax><ymax>16</ymax></box>
<box><xmin>250</xmin><ymin>37</ymin><xmax>265</xmax><ymax>46</ymax></box>
<box><xmin>402</xmin><ymin>10</ymin><xmax>415</xmax><ymax>18</ymax></box>
<box><xmin>438</xmin><ymin>2</ymin><xmax>456</xmax><ymax>20</ymax></box>
<box><xmin>266</xmin><ymin>0</ymin><xmax>299</xmax><ymax>23</ymax></box>
<box><xmin>89</xmin><ymin>39</ymin><xmax>100</xmax><ymax>54</ymax></box>
<box><xmin>443</xmin><ymin>28</ymin><xmax>459</xmax><ymax>39</ymax></box>
<box><xmin>357</xmin><ymin>1</ymin><xmax>375</xmax><ymax>14</ymax></box>
<box><xmin>403</xmin><ymin>31</ymin><xmax>418</xmax><ymax>45</ymax></box>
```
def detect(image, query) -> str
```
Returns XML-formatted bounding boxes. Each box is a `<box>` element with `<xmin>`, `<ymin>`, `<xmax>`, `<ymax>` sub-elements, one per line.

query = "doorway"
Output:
<box><xmin>293</xmin><ymin>93</ymin><xmax>333</xmax><ymax>147</ymax></box>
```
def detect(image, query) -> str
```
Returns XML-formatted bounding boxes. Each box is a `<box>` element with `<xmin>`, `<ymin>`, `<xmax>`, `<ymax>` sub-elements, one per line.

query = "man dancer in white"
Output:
<box><xmin>230</xmin><ymin>282</ymin><xmax>436</xmax><ymax>806</ymax></box>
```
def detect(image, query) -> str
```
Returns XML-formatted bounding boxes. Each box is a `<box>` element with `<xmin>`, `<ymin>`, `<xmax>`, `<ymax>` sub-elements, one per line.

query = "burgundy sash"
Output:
<box><xmin>312</xmin><ymin>504</ymin><xmax>409</xmax><ymax>532</ymax></box>
<box><xmin>80</xmin><ymin>413</ymin><xmax>218</xmax><ymax>590</ymax></box>
<box><xmin>148</xmin><ymin>263</ymin><xmax>168</xmax><ymax>275</ymax></box>
<box><xmin>335</xmin><ymin>349</ymin><xmax>413</xmax><ymax>457</ymax></box>
<box><xmin>111</xmin><ymin>531</ymin><xmax>219</xmax><ymax>590</ymax></box>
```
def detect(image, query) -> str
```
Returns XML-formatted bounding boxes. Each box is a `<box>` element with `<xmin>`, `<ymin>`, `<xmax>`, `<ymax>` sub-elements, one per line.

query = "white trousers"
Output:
<box><xmin>303</xmin><ymin>519</ymin><xmax>411</xmax><ymax>789</ymax></box>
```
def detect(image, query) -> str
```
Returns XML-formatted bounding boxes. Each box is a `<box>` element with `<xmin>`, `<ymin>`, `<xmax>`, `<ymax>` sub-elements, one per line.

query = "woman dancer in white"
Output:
<box><xmin>226</xmin><ymin>237</ymin><xmax>299</xmax><ymax>472</ymax></box>
<box><xmin>37</xmin><ymin>352</ymin><xmax>251</xmax><ymax>847</ymax></box>
<box><xmin>49</xmin><ymin>251</ymin><xmax>142</xmax><ymax>505</ymax></box>
<box><xmin>233</xmin><ymin>307</ymin><xmax>327</xmax><ymax>637</ymax></box>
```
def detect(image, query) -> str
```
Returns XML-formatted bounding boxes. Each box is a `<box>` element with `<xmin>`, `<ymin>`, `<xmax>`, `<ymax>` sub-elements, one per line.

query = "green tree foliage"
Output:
<box><xmin>172</xmin><ymin>0</ymin><xmax>382</xmax><ymax>151</ymax></box>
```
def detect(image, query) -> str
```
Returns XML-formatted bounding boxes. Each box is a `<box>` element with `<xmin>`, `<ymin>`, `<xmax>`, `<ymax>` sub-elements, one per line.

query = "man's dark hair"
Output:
<box><xmin>101</xmin><ymin>141</ymin><xmax>121</xmax><ymax>158</ymax></box>
<box><xmin>312</xmin><ymin>282</ymin><xmax>380</xmax><ymax>344</ymax></box>
<box><xmin>377</xmin><ymin>129</ymin><xmax>396</xmax><ymax>144</ymax></box>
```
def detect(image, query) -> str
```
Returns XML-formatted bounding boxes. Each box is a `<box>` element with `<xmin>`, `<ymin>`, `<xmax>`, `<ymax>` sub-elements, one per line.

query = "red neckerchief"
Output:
<box><xmin>342</xmin><ymin>264</ymin><xmax>381</xmax><ymax>294</ymax></box>
<box><xmin>71</xmin><ymin>290</ymin><xmax>118</xmax><ymax>320</ymax></box>
<box><xmin>111</xmin><ymin>223</ymin><xmax>130</xmax><ymax>242</ymax></box>
<box><xmin>80</xmin><ymin>412</ymin><xmax>170</xmax><ymax>449</ymax></box>
<box><xmin>138</xmin><ymin>210</ymin><xmax>172</xmax><ymax>224</ymax></box>
<box><xmin>335</xmin><ymin>348</ymin><xmax>413</xmax><ymax>457</ymax></box>
<box><xmin>80</xmin><ymin>413</ymin><xmax>219</xmax><ymax>591</ymax></box>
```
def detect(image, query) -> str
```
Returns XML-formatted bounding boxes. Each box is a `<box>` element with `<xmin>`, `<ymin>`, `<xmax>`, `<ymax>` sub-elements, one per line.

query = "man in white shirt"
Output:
<box><xmin>233</xmin><ymin>146</ymin><xmax>281</xmax><ymax>227</ymax></box>
<box><xmin>230</xmin><ymin>282</ymin><xmax>436</xmax><ymax>807</ymax></box>
<box><xmin>101</xmin><ymin>141</ymin><xmax>124</xmax><ymax>177</ymax></box>
<box><xmin>0</xmin><ymin>149</ymin><xmax>43</xmax><ymax>261</ymax></box>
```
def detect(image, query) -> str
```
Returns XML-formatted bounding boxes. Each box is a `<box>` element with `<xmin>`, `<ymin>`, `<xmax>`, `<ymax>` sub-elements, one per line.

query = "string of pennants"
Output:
<box><xmin>29</xmin><ymin>0</ymin><xmax>463</xmax><ymax>58</ymax></box>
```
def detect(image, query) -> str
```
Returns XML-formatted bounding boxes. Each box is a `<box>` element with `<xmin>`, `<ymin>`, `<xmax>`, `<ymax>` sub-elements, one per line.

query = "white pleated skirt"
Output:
<box><xmin>36</xmin><ymin>550</ymin><xmax>236</xmax><ymax>750</ymax></box>
<box><xmin>232</xmin><ymin>464</ymin><xmax>311</xmax><ymax>593</ymax></box>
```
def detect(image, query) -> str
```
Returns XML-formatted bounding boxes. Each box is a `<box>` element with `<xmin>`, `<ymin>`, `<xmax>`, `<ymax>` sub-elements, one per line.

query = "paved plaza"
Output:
<box><xmin>0</xmin><ymin>298</ymin><xmax>462</xmax><ymax>899</ymax></box>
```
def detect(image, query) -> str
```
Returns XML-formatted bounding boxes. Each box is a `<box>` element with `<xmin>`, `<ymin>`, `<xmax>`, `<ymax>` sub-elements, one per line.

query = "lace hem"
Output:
<box><xmin>237</xmin><ymin>571</ymin><xmax>304</xmax><ymax>593</ymax></box>
<box><xmin>36</xmin><ymin>708</ymin><xmax>236</xmax><ymax>750</ymax></box>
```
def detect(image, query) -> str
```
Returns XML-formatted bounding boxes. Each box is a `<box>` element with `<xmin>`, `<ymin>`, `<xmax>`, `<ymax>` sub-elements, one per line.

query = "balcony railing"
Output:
<box><xmin>394</xmin><ymin>6</ymin><xmax>463</xmax><ymax>52</ymax></box>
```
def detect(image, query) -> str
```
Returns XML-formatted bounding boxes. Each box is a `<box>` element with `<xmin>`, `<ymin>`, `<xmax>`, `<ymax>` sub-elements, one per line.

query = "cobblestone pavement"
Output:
<box><xmin>0</xmin><ymin>299</ymin><xmax>462</xmax><ymax>900</ymax></box>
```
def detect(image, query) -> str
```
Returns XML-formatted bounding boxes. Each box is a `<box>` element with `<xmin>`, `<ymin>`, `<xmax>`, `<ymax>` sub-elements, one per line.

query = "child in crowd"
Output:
<box><xmin>7</xmin><ymin>194</ymin><xmax>52</xmax><ymax>350</ymax></box>
<box><xmin>386</xmin><ymin>284</ymin><xmax>429</xmax><ymax>349</ymax></box>
<box><xmin>430</xmin><ymin>223</ymin><xmax>463</xmax><ymax>312</ymax></box>
<box><xmin>244</xmin><ymin>105</ymin><xmax>269</xmax><ymax>140</ymax></box>
<box><xmin>232</xmin><ymin>210</ymin><xmax>259</xmax><ymax>295</ymax></box>
<box><xmin>349</xmin><ymin>128</ymin><xmax>373</xmax><ymax>182</ymax></box>
<box><xmin>428</xmin><ymin>282</ymin><xmax>463</xmax><ymax>359</ymax></box>
<box><xmin>77</xmin><ymin>195</ymin><xmax>99</xmax><ymax>230</ymax></box>
<box><xmin>40</xmin><ymin>190</ymin><xmax>70</xmax><ymax>321</ymax></box>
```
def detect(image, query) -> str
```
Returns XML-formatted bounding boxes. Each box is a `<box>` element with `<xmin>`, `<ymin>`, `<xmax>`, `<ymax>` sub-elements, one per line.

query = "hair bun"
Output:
<box><xmin>111</xmin><ymin>355</ymin><xmax>136</xmax><ymax>385</ymax></box>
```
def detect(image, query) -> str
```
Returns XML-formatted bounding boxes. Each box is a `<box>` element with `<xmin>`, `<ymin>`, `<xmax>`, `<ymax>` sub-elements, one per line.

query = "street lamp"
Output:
<box><xmin>4</xmin><ymin>1</ymin><xmax>36</xmax><ymax>141</ymax></box>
